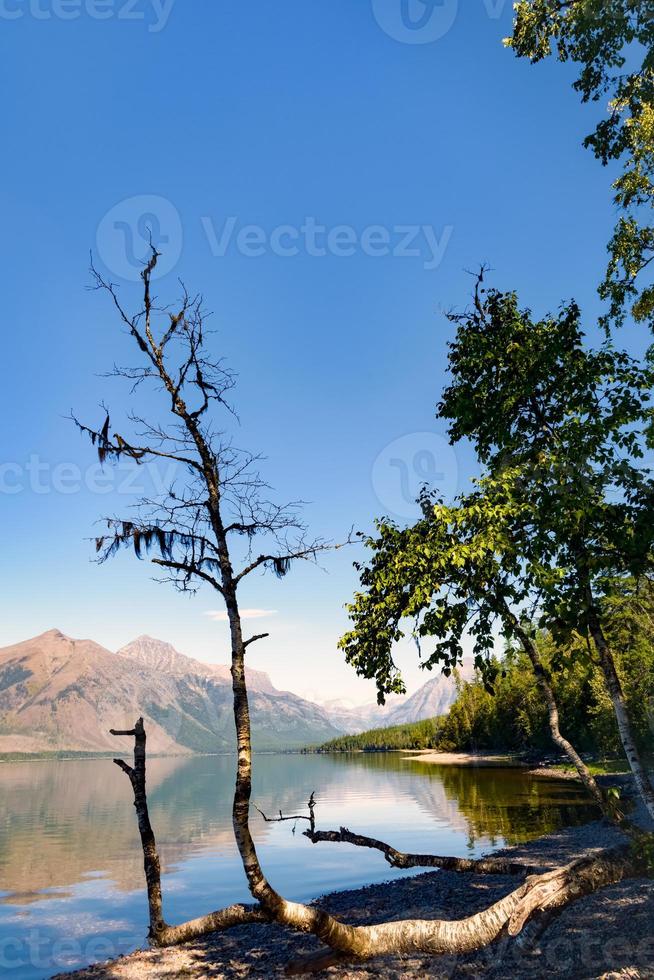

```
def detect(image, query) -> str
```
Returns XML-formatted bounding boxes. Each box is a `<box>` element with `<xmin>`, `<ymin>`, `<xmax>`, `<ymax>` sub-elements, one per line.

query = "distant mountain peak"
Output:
<box><xmin>118</xmin><ymin>635</ymin><xmax>188</xmax><ymax>668</ymax></box>
<box><xmin>321</xmin><ymin>662</ymin><xmax>475</xmax><ymax>734</ymax></box>
<box><xmin>35</xmin><ymin>629</ymin><xmax>104</xmax><ymax>650</ymax></box>
<box><xmin>116</xmin><ymin>635</ymin><xmax>275</xmax><ymax>693</ymax></box>
<box><xmin>0</xmin><ymin>630</ymin><xmax>343</xmax><ymax>754</ymax></box>
<box><xmin>117</xmin><ymin>635</ymin><xmax>225</xmax><ymax>680</ymax></box>
<box><xmin>39</xmin><ymin>629</ymin><xmax>69</xmax><ymax>641</ymax></box>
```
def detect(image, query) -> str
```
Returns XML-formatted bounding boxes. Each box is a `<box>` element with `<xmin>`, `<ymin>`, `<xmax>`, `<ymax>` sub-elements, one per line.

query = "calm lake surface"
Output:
<box><xmin>0</xmin><ymin>753</ymin><xmax>597</xmax><ymax>978</ymax></box>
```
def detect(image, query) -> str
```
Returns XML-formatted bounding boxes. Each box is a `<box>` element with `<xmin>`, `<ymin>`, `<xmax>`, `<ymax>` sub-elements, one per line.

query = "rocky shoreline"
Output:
<box><xmin>58</xmin><ymin>779</ymin><xmax>653</xmax><ymax>980</ymax></box>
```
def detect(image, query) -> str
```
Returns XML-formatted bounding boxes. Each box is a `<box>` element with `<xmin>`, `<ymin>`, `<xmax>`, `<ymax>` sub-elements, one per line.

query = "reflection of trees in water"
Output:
<box><xmin>0</xmin><ymin>754</ymin><xmax>598</xmax><ymax>903</ymax></box>
<box><xmin>433</xmin><ymin>764</ymin><xmax>598</xmax><ymax>845</ymax></box>
<box><xmin>317</xmin><ymin>754</ymin><xmax>598</xmax><ymax>846</ymax></box>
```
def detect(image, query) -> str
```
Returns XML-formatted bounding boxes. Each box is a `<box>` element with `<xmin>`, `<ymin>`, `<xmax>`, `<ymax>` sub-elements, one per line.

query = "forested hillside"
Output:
<box><xmin>321</xmin><ymin>582</ymin><xmax>654</xmax><ymax>757</ymax></box>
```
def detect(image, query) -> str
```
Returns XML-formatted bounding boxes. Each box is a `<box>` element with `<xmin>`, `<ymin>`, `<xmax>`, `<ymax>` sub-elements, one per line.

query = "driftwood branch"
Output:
<box><xmin>254</xmin><ymin>792</ymin><xmax>317</xmax><ymax>834</ymax></box>
<box><xmin>304</xmin><ymin>825</ymin><xmax>541</xmax><ymax>875</ymax></box>
<box><xmin>263</xmin><ymin>795</ymin><xmax>537</xmax><ymax>874</ymax></box>
<box><xmin>111</xmin><ymin>718</ymin><xmax>268</xmax><ymax>946</ymax></box>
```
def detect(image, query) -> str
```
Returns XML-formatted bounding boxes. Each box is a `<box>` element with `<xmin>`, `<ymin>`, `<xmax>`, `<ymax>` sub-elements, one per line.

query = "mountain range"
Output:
<box><xmin>0</xmin><ymin>630</ymin><xmax>341</xmax><ymax>754</ymax></box>
<box><xmin>0</xmin><ymin>630</ymin><xmax>468</xmax><ymax>755</ymax></box>
<box><xmin>319</xmin><ymin>662</ymin><xmax>474</xmax><ymax>734</ymax></box>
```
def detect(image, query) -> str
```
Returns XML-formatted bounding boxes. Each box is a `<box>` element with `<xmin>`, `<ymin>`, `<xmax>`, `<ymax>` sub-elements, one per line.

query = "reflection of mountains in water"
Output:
<box><xmin>0</xmin><ymin>755</ymin><xmax>597</xmax><ymax>904</ymax></box>
<box><xmin>0</xmin><ymin>755</ymin><xmax>309</xmax><ymax>903</ymax></box>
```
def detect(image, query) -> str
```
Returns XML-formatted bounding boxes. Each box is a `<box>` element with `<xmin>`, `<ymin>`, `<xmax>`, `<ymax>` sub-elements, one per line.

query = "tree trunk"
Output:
<box><xmin>110</xmin><ymin>718</ymin><xmax>167</xmax><ymax>942</ymax></box>
<box><xmin>228</xmin><ymin>596</ymin><xmax>314</xmax><ymax>925</ymax></box>
<box><xmin>155</xmin><ymin>904</ymin><xmax>270</xmax><ymax>946</ymax></box>
<box><xmin>586</xmin><ymin>600</ymin><xmax>654</xmax><ymax>821</ymax></box>
<box><xmin>226</xmin><ymin>588</ymin><xmax>643</xmax><ymax>968</ymax></box>
<box><xmin>111</xmin><ymin>719</ymin><xmax>268</xmax><ymax>947</ymax></box>
<box><xmin>507</xmin><ymin>618</ymin><xmax>610</xmax><ymax>817</ymax></box>
<box><xmin>283</xmin><ymin>846</ymin><xmax>637</xmax><ymax>971</ymax></box>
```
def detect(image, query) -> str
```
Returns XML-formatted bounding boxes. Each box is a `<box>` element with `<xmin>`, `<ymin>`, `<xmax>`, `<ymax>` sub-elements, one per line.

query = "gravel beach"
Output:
<box><xmin>57</xmin><ymin>778</ymin><xmax>654</xmax><ymax>980</ymax></box>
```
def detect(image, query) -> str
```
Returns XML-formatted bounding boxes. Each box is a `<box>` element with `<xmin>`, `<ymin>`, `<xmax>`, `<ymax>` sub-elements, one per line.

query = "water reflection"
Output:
<box><xmin>0</xmin><ymin>753</ymin><xmax>596</xmax><ymax>904</ymax></box>
<box><xmin>0</xmin><ymin>754</ymin><xmax>598</xmax><ymax>978</ymax></box>
<box><xmin>318</xmin><ymin>753</ymin><xmax>597</xmax><ymax>845</ymax></box>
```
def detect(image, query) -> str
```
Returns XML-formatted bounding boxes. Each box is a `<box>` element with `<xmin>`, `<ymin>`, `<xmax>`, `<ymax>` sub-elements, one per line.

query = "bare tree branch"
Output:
<box><xmin>243</xmin><ymin>633</ymin><xmax>270</xmax><ymax>649</ymax></box>
<box><xmin>254</xmin><ymin>793</ymin><xmax>317</xmax><ymax>834</ymax></box>
<box><xmin>111</xmin><ymin>718</ymin><xmax>268</xmax><ymax>946</ymax></box>
<box><xmin>151</xmin><ymin>558</ymin><xmax>224</xmax><ymax>595</ymax></box>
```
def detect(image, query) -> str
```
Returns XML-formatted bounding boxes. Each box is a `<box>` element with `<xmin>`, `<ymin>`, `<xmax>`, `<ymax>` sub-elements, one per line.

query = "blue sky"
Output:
<box><xmin>0</xmin><ymin>0</ymin><xmax>635</xmax><ymax>702</ymax></box>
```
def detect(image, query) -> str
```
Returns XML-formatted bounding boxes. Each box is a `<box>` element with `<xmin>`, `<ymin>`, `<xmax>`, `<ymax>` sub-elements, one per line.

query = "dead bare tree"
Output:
<box><xmin>77</xmin><ymin>250</ymin><xmax>646</xmax><ymax>974</ymax></box>
<box><xmin>111</xmin><ymin>719</ymin><xmax>268</xmax><ymax>945</ymax></box>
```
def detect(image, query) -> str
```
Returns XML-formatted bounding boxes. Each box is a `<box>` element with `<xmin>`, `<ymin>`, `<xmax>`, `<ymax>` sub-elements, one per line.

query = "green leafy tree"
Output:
<box><xmin>342</xmin><ymin>279</ymin><xmax>654</xmax><ymax>816</ymax></box>
<box><xmin>441</xmin><ymin>281</ymin><xmax>654</xmax><ymax>813</ymax></box>
<box><xmin>326</xmin><ymin>597</ymin><xmax>654</xmax><ymax>761</ymax></box>
<box><xmin>441</xmin><ymin>595</ymin><xmax>654</xmax><ymax>759</ymax></box>
<box><xmin>339</xmin><ymin>485</ymin><xmax>608</xmax><ymax>811</ymax></box>
<box><xmin>507</xmin><ymin>0</ymin><xmax>654</xmax><ymax>329</ymax></box>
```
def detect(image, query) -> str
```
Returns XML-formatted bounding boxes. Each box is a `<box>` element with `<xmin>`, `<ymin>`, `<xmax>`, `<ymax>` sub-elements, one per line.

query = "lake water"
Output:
<box><xmin>0</xmin><ymin>753</ymin><xmax>597</xmax><ymax>978</ymax></box>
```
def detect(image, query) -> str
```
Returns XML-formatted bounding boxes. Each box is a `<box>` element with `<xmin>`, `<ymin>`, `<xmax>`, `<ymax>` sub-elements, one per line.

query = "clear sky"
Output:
<box><xmin>0</xmin><ymin>0</ymin><xmax>630</xmax><ymax>703</ymax></box>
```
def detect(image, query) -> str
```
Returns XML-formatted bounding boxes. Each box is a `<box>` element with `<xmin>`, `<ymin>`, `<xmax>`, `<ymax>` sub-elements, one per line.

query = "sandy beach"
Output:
<box><xmin>401</xmin><ymin>751</ymin><xmax>524</xmax><ymax>767</ymax></box>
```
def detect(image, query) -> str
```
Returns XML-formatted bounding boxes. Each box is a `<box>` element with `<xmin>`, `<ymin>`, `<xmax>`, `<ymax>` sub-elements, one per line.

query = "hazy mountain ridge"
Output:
<box><xmin>319</xmin><ymin>664</ymin><xmax>475</xmax><ymax>734</ymax></box>
<box><xmin>0</xmin><ymin>630</ymin><xmax>341</xmax><ymax>754</ymax></box>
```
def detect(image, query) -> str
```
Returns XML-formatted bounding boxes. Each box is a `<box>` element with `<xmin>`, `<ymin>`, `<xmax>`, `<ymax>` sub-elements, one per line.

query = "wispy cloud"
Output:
<box><xmin>204</xmin><ymin>609</ymin><xmax>278</xmax><ymax>622</ymax></box>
